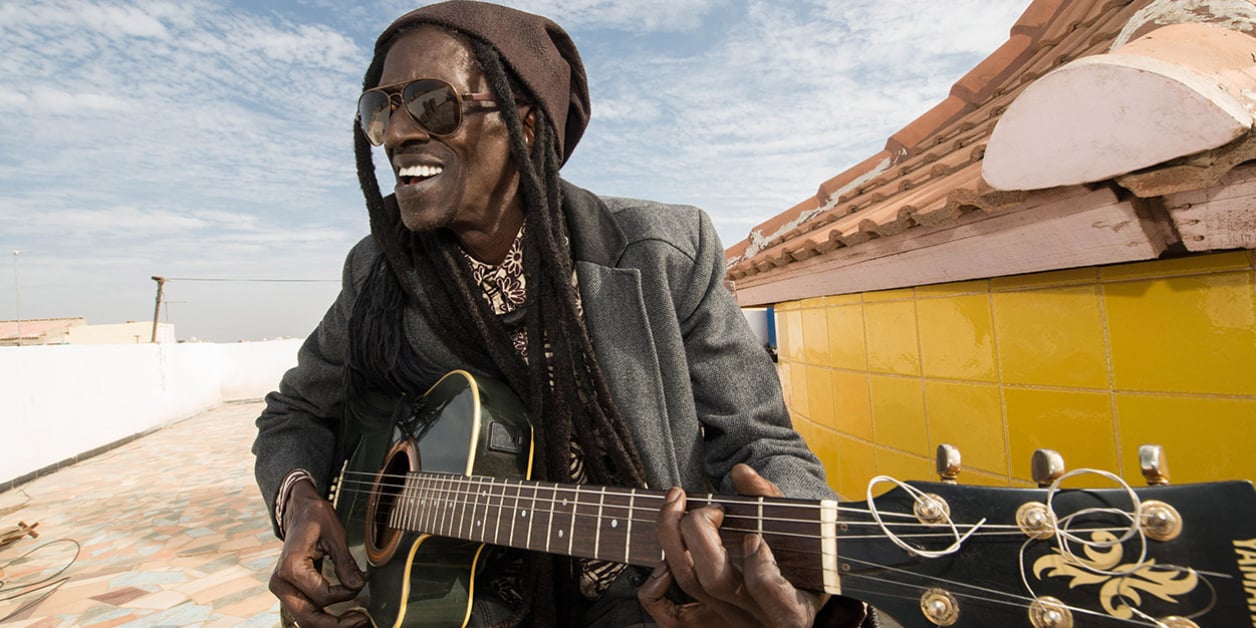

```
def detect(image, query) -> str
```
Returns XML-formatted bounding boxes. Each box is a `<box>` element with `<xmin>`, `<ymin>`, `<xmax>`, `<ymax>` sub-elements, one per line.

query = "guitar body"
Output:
<box><xmin>331</xmin><ymin>371</ymin><xmax>533</xmax><ymax>628</ymax></box>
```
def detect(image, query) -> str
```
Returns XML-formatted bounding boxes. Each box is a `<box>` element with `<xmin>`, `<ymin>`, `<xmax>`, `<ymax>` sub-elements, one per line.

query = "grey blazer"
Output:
<box><xmin>253</xmin><ymin>181</ymin><xmax>834</xmax><ymax>535</ymax></box>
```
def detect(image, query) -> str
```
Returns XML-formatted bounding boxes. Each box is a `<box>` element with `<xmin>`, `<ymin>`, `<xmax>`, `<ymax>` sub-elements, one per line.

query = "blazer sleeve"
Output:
<box><xmin>252</xmin><ymin>237</ymin><xmax>377</xmax><ymax>536</ymax></box>
<box><xmin>675</xmin><ymin>211</ymin><xmax>835</xmax><ymax>501</ymax></box>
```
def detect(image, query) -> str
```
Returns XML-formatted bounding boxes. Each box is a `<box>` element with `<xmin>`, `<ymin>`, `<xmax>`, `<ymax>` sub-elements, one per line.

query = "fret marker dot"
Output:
<box><xmin>476</xmin><ymin>520</ymin><xmax>481</xmax><ymax>527</ymax></box>
<box><xmin>558</xmin><ymin>530</ymin><xmax>564</xmax><ymax>538</ymax></box>
<box><xmin>521</xmin><ymin>511</ymin><xmax>527</xmax><ymax>517</ymax></box>
<box><xmin>563</xmin><ymin>499</ymin><xmax>569</xmax><ymax>506</ymax></box>
<box><xmin>611</xmin><ymin>519</ymin><xmax>618</xmax><ymax>528</ymax></box>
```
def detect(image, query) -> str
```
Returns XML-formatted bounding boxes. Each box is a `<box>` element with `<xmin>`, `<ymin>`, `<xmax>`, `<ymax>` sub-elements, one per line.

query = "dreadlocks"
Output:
<box><xmin>347</xmin><ymin>26</ymin><xmax>647</xmax><ymax>628</ymax></box>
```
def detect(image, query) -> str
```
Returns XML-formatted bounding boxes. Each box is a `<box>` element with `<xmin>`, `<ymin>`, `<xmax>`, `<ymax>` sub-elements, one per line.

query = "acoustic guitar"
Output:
<box><xmin>327</xmin><ymin>370</ymin><xmax>1256</xmax><ymax>627</ymax></box>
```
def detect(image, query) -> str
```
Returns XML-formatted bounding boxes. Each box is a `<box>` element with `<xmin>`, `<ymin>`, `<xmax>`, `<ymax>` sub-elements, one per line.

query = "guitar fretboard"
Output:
<box><xmin>384</xmin><ymin>472</ymin><xmax>840</xmax><ymax>593</ymax></box>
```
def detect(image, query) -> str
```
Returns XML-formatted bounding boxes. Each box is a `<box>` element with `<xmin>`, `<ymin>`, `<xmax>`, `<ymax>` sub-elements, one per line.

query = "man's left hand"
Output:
<box><xmin>638</xmin><ymin>463</ymin><xmax>827</xmax><ymax>628</ymax></box>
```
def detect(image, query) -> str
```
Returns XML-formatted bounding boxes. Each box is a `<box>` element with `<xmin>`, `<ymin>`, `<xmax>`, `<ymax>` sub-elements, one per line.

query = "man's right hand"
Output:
<box><xmin>269</xmin><ymin>479</ymin><xmax>369</xmax><ymax>628</ymax></box>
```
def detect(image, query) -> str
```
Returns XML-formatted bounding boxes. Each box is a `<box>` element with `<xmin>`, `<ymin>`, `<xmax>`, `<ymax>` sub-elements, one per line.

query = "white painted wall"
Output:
<box><xmin>0</xmin><ymin>339</ymin><xmax>303</xmax><ymax>486</ymax></box>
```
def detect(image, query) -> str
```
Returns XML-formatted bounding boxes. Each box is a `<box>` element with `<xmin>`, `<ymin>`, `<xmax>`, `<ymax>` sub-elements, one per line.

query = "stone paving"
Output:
<box><xmin>0</xmin><ymin>402</ymin><xmax>284</xmax><ymax>627</ymax></box>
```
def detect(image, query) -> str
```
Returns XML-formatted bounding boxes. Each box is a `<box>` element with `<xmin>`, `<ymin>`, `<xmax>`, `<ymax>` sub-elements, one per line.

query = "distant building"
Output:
<box><xmin>0</xmin><ymin>318</ymin><xmax>175</xmax><ymax>345</ymax></box>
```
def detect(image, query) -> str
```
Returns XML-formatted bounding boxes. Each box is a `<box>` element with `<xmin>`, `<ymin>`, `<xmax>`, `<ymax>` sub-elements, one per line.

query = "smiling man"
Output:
<box><xmin>252</xmin><ymin>2</ymin><xmax>856</xmax><ymax>627</ymax></box>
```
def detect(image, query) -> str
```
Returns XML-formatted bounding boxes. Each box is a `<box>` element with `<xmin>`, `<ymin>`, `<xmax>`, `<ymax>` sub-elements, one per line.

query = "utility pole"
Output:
<box><xmin>150</xmin><ymin>276</ymin><xmax>166</xmax><ymax>343</ymax></box>
<box><xmin>13</xmin><ymin>250</ymin><xmax>20</xmax><ymax>347</ymax></box>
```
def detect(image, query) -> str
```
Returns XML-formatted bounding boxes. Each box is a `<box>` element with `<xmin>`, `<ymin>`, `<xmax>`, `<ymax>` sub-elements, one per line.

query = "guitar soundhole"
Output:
<box><xmin>365</xmin><ymin>440</ymin><xmax>418</xmax><ymax>566</ymax></box>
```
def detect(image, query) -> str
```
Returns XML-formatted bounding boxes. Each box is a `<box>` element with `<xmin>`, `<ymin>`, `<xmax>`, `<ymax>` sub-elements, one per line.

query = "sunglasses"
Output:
<box><xmin>357</xmin><ymin>78</ymin><xmax>497</xmax><ymax>146</ymax></box>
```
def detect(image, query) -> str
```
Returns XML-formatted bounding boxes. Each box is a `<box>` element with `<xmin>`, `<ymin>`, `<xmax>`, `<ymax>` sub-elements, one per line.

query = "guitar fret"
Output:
<box><xmin>545</xmin><ymin>483</ymin><xmax>558</xmax><ymax>554</ymax></box>
<box><xmin>508</xmin><ymin>478</ymin><xmax>522</xmax><ymax>548</ymax></box>
<box><xmin>594</xmin><ymin>487</ymin><xmax>606</xmax><ymax>560</ymax></box>
<box><xmin>469</xmin><ymin>477</ymin><xmax>482</xmax><ymax>542</ymax></box>
<box><xmin>416</xmin><ymin>475</ymin><xmax>428</xmax><ymax>533</ymax></box>
<box><xmin>625</xmin><ymin>489</ymin><xmax>636</xmax><ymax>564</ymax></box>
<box><xmin>457</xmin><ymin>477</ymin><xmax>471</xmax><ymax>539</ymax></box>
<box><xmin>493</xmin><ymin>478</ymin><xmax>506</xmax><ymax>545</ymax></box>
<box><xmin>527</xmin><ymin>481</ymin><xmax>541</xmax><ymax>552</ymax></box>
<box><xmin>567</xmin><ymin>487</ymin><xmax>578</xmax><ymax>556</ymax></box>
<box><xmin>441</xmin><ymin>476</ymin><xmax>453</xmax><ymax>536</ymax></box>
<box><xmin>433</xmin><ymin>475</ymin><xmax>444</xmax><ymax>534</ymax></box>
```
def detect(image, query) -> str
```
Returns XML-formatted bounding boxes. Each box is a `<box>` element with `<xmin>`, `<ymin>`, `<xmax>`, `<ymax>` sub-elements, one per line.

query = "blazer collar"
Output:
<box><xmin>561</xmin><ymin>178</ymin><xmax>625</xmax><ymax>267</ymax></box>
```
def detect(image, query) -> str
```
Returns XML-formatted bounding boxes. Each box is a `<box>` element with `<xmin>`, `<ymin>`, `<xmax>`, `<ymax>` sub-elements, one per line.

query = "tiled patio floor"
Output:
<box><xmin>0</xmin><ymin>402</ymin><xmax>284</xmax><ymax>627</ymax></box>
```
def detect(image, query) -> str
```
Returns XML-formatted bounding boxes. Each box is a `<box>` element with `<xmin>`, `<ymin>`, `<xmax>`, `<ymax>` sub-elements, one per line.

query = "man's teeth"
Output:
<box><xmin>399</xmin><ymin>165</ymin><xmax>443</xmax><ymax>178</ymax></box>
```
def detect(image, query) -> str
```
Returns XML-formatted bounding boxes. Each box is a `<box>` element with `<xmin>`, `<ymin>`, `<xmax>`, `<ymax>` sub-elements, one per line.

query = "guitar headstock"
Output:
<box><xmin>835</xmin><ymin>446</ymin><xmax>1256</xmax><ymax>627</ymax></box>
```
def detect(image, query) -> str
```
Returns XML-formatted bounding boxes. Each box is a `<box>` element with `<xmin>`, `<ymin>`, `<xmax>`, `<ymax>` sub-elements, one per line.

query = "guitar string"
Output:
<box><xmin>330</xmin><ymin>476</ymin><xmax>1136</xmax><ymax>536</ymax></box>
<box><xmin>836</xmin><ymin>569</ymin><xmax>1163</xmax><ymax>628</ymax></box>
<box><xmin>331</xmin><ymin>477</ymin><xmax>1020</xmax><ymax>532</ymax></box>
<box><xmin>334</xmin><ymin>471</ymin><xmax>1017</xmax><ymax>526</ymax></box>
<box><xmin>334</xmin><ymin>470</ymin><xmax>1217</xmax><ymax>624</ymax></box>
<box><xmin>329</xmin><ymin>479</ymin><xmax>1149</xmax><ymax>549</ymax></box>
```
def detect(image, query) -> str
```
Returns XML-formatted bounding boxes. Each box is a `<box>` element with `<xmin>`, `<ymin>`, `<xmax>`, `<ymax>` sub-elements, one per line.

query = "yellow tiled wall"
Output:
<box><xmin>776</xmin><ymin>251</ymin><xmax>1256</xmax><ymax>497</ymax></box>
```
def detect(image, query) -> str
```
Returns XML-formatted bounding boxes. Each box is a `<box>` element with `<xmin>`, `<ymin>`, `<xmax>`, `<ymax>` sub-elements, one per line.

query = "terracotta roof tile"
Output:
<box><xmin>950</xmin><ymin>34</ymin><xmax>1038</xmax><ymax>104</ymax></box>
<box><xmin>886</xmin><ymin>96</ymin><xmax>973</xmax><ymax>156</ymax></box>
<box><xmin>725</xmin><ymin>0</ymin><xmax>1256</xmax><ymax>296</ymax></box>
<box><xmin>1010</xmin><ymin>0</ymin><xmax>1071</xmax><ymax>38</ymax></box>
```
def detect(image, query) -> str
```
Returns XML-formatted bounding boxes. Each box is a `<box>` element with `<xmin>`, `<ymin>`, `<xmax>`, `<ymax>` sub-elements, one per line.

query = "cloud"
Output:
<box><xmin>0</xmin><ymin>0</ymin><xmax>1031</xmax><ymax>340</ymax></box>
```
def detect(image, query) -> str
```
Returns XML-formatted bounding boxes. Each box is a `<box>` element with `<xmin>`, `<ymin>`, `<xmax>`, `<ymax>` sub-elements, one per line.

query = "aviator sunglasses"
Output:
<box><xmin>357</xmin><ymin>78</ymin><xmax>497</xmax><ymax>146</ymax></box>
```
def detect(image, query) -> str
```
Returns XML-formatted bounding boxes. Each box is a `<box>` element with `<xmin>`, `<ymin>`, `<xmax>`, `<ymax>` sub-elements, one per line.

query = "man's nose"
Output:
<box><xmin>383</xmin><ymin>103</ymin><xmax>431</xmax><ymax>149</ymax></box>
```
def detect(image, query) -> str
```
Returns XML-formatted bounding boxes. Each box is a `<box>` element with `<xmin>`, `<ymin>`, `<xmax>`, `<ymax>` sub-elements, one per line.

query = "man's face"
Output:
<box><xmin>377</xmin><ymin>26</ymin><xmax>520</xmax><ymax>235</ymax></box>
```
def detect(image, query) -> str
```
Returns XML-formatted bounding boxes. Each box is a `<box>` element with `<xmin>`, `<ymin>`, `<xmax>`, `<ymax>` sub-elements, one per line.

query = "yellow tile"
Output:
<box><xmin>993</xmin><ymin>286</ymin><xmax>1108</xmax><ymax>389</ymax></box>
<box><xmin>870</xmin><ymin>375</ymin><xmax>928</xmax><ymax>456</ymax></box>
<box><xmin>1005</xmin><ymin>388</ymin><xmax>1117</xmax><ymax>485</ymax></box>
<box><xmin>806</xmin><ymin>366</ymin><xmax>836</xmax><ymax>428</ymax></box>
<box><xmin>1100</xmin><ymin>251</ymin><xmax>1251</xmax><ymax>282</ymax></box>
<box><xmin>785</xmin><ymin>362</ymin><xmax>809</xmax><ymax>418</ymax></box>
<box><xmin>800</xmin><ymin>296</ymin><xmax>827</xmax><ymax>309</ymax></box>
<box><xmin>836</xmin><ymin>435</ymin><xmax>876</xmax><ymax>500</ymax></box>
<box><xmin>808</xmin><ymin>424</ymin><xmax>841</xmax><ymax>495</ymax></box>
<box><xmin>874</xmin><ymin>447</ymin><xmax>934</xmax><ymax>484</ymax></box>
<box><xmin>864</xmin><ymin>300</ymin><xmax>920</xmax><ymax>376</ymax></box>
<box><xmin>917</xmin><ymin>295</ymin><xmax>997</xmax><ymax>382</ymax></box>
<box><xmin>827</xmin><ymin>304</ymin><xmax>867</xmax><ymax>371</ymax></box>
<box><xmin>924</xmin><ymin>381</ymin><xmax>1007</xmax><ymax>476</ymax></box>
<box><xmin>915</xmin><ymin>279</ymin><xmax>988</xmax><ymax>298</ymax></box>
<box><xmin>775</xmin><ymin>300</ymin><xmax>801</xmax><ymax>311</ymax></box>
<box><xmin>801</xmin><ymin>308</ymin><xmax>830</xmax><ymax>365</ymax></box>
<box><xmin>865</xmin><ymin>287</ymin><xmax>915</xmax><ymax>302</ymax></box>
<box><xmin>992</xmin><ymin>267</ymin><xmax>1098</xmax><ymax>291</ymax></box>
<box><xmin>1105</xmin><ymin>272</ymin><xmax>1256</xmax><ymax>395</ymax></box>
<box><xmin>825</xmin><ymin>293</ymin><xmax>862</xmax><ymax>306</ymax></box>
<box><xmin>1116</xmin><ymin>394</ymin><xmax>1256</xmax><ymax>484</ymax></box>
<box><xmin>833</xmin><ymin>371</ymin><xmax>873</xmax><ymax>441</ymax></box>
<box><xmin>781</xmin><ymin>309</ymin><xmax>804</xmax><ymax>362</ymax></box>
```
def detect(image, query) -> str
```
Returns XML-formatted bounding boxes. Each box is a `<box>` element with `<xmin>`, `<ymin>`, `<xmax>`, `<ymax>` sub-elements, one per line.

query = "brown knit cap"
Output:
<box><xmin>375</xmin><ymin>0</ymin><xmax>590</xmax><ymax>164</ymax></box>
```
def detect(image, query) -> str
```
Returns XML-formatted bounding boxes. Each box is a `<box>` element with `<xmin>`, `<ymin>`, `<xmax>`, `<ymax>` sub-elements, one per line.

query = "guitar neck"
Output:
<box><xmin>386</xmin><ymin>472</ymin><xmax>840</xmax><ymax>593</ymax></box>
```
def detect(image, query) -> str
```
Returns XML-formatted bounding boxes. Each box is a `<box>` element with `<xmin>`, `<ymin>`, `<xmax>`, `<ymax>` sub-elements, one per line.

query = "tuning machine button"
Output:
<box><xmin>1139</xmin><ymin>444</ymin><xmax>1171</xmax><ymax>486</ymax></box>
<box><xmin>1140</xmin><ymin>499</ymin><xmax>1183</xmax><ymax>542</ymax></box>
<box><xmin>920</xmin><ymin>588</ymin><xmax>959</xmax><ymax>626</ymax></box>
<box><xmin>1032</xmin><ymin>449</ymin><xmax>1066</xmax><ymax>488</ymax></box>
<box><xmin>936</xmin><ymin>444</ymin><xmax>961</xmax><ymax>484</ymax></box>
<box><xmin>1028</xmin><ymin>596</ymin><xmax>1072</xmax><ymax>628</ymax></box>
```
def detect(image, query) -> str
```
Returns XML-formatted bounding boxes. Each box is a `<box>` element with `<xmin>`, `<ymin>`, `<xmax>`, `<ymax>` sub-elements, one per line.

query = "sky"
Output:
<box><xmin>0</xmin><ymin>0</ymin><xmax>1032</xmax><ymax>342</ymax></box>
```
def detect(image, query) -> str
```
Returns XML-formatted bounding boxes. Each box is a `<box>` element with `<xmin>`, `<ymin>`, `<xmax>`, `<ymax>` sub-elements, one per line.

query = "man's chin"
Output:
<box><xmin>397</xmin><ymin>201</ymin><xmax>448</xmax><ymax>233</ymax></box>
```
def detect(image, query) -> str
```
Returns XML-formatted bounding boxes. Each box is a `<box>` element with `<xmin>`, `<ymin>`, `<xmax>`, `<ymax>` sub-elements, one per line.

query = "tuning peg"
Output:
<box><xmin>1139</xmin><ymin>444</ymin><xmax>1171</xmax><ymax>486</ymax></box>
<box><xmin>936</xmin><ymin>444</ymin><xmax>961</xmax><ymax>484</ymax></box>
<box><xmin>1031</xmin><ymin>449</ymin><xmax>1066</xmax><ymax>488</ymax></box>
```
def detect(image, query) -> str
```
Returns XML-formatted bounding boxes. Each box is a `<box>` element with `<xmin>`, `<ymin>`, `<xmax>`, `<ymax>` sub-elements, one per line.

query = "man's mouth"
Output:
<box><xmin>398</xmin><ymin>164</ymin><xmax>444</xmax><ymax>185</ymax></box>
